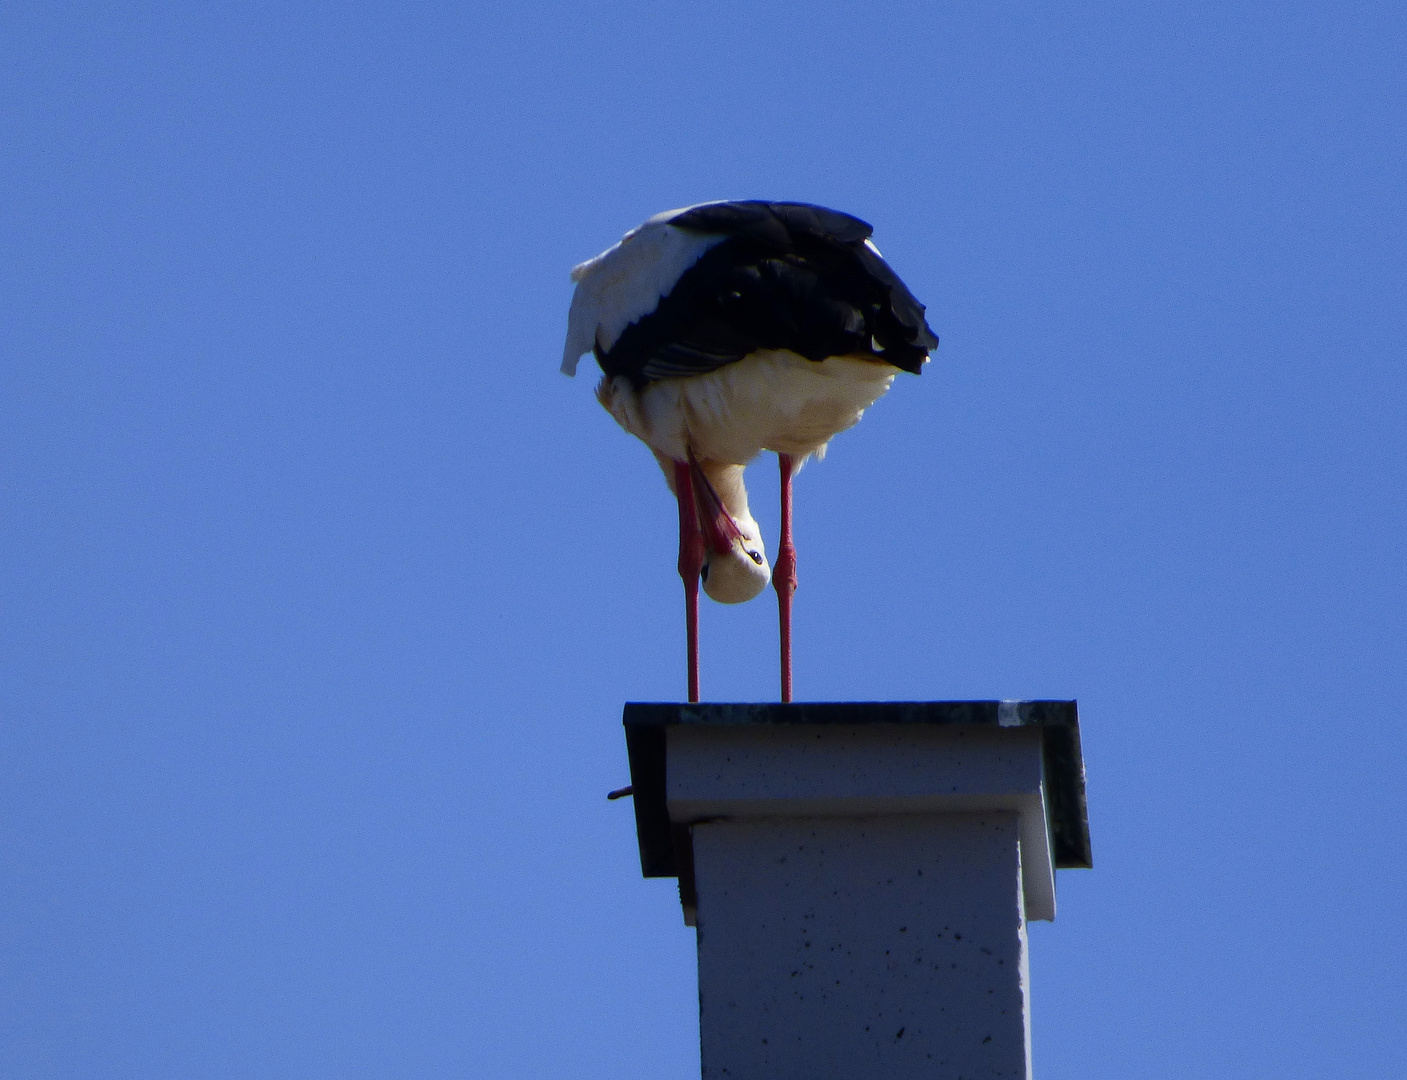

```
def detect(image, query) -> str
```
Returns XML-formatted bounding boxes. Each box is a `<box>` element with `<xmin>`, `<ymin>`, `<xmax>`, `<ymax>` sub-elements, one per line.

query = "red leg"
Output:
<box><xmin>775</xmin><ymin>453</ymin><xmax>798</xmax><ymax>703</ymax></box>
<box><xmin>674</xmin><ymin>460</ymin><xmax>705</xmax><ymax>703</ymax></box>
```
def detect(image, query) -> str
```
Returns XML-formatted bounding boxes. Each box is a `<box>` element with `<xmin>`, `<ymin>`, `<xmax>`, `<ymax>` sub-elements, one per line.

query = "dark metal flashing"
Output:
<box><xmin>623</xmin><ymin>701</ymin><xmax>1093</xmax><ymax>895</ymax></box>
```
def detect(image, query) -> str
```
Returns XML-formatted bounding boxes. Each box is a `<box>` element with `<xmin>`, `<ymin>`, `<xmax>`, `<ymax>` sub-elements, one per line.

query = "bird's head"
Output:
<box><xmin>700</xmin><ymin>519</ymin><xmax>771</xmax><ymax>604</ymax></box>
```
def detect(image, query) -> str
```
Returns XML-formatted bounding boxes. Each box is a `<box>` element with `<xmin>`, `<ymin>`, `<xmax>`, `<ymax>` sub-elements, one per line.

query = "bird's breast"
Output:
<box><xmin>599</xmin><ymin>350</ymin><xmax>898</xmax><ymax>465</ymax></box>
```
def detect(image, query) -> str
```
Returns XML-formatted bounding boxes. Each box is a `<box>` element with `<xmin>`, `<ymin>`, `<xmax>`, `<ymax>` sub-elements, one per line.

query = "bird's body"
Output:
<box><xmin>562</xmin><ymin>200</ymin><xmax>937</xmax><ymax>699</ymax></box>
<box><xmin>596</xmin><ymin>349</ymin><xmax>897</xmax><ymax>468</ymax></box>
<box><xmin>596</xmin><ymin>349</ymin><xmax>900</xmax><ymax>602</ymax></box>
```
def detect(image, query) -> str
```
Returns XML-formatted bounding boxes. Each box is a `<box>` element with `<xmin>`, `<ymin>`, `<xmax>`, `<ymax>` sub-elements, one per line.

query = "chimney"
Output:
<box><xmin>623</xmin><ymin>701</ymin><xmax>1091</xmax><ymax>1079</ymax></box>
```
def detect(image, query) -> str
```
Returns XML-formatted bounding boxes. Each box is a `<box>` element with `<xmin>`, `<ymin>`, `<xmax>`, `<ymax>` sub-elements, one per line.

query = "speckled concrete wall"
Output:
<box><xmin>694</xmin><ymin>812</ymin><xmax>1030</xmax><ymax>1079</ymax></box>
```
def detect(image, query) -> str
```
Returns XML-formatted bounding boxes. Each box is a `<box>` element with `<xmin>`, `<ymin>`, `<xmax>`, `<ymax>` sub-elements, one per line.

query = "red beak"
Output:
<box><xmin>689</xmin><ymin>455</ymin><xmax>745</xmax><ymax>555</ymax></box>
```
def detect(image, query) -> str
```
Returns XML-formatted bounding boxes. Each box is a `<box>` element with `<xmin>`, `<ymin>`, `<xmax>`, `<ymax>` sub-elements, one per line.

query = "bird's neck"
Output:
<box><xmin>695</xmin><ymin>460</ymin><xmax>754</xmax><ymax>524</ymax></box>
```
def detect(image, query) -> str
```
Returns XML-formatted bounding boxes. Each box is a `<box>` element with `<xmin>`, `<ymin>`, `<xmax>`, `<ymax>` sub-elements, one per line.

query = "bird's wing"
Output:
<box><xmin>602</xmin><ymin>202</ymin><xmax>936</xmax><ymax>382</ymax></box>
<box><xmin>564</xmin><ymin>201</ymin><xmax>937</xmax><ymax>383</ymax></box>
<box><xmin>561</xmin><ymin>221</ymin><xmax>726</xmax><ymax>376</ymax></box>
<box><xmin>668</xmin><ymin>200</ymin><xmax>874</xmax><ymax>247</ymax></box>
<box><xmin>610</xmin><ymin>242</ymin><xmax>871</xmax><ymax>383</ymax></box>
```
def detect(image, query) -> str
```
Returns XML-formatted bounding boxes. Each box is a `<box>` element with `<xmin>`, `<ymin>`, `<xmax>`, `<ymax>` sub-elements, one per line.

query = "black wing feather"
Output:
<box><xmin>598</xmin><ymin>201</ymin><xmax>937</xmax><ymax>387</ymax></box>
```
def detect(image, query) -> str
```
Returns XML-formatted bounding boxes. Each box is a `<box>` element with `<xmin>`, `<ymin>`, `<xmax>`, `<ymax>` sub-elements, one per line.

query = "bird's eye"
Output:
<box><xmin>700</xmin><ymin>563</ymin><xmax>709</xmax><ymax>582</ymax></box>
<box><xmin>747</xmin><ymin>550</ymin><xmax>763</xmax><ymax>565</ymax></box>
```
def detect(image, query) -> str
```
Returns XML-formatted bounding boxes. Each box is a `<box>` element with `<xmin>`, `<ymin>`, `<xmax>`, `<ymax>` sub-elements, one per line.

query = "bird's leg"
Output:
<box><xmin>775</xmin><ymin>453</ymin><xmax>798</xmax><ymax>703</ymax></box>
<box><xmin>674</xmin><ymin>459</ymin><xmax>705</xmax><ymax>703</ymax></box>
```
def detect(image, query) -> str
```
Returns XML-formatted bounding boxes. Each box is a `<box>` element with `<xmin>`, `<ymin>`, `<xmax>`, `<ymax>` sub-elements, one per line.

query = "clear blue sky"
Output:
<box><xmin>3</xmin><ymin>2</ymin><xmax>1404</xmax><ymax>1077</ymax></box>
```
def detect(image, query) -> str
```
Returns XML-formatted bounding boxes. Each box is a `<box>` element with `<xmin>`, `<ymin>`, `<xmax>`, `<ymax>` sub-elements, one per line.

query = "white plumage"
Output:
<box><xmin>595</xmin><ymin>349</ymin><xmax>898</xmax><ymax>605</ymax></box>
<box><xmin>596</xmin><ymin>350</ymin><xmax>896</xmax><ymax>467</ymax></box>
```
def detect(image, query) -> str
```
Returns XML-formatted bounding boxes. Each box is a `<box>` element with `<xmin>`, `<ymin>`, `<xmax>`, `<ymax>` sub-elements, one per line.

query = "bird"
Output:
<box><xmin>561</xmin><ymin>200</ymin><xmax>937</xmax><ymax>703</ymax></box>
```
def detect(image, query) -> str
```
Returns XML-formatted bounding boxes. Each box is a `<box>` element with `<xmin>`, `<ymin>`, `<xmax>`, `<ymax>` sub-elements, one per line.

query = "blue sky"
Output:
<box><xmin>3</xmin><ymin>2</ymin><xmax>1404</xmax><ymax>1076</ymax></box>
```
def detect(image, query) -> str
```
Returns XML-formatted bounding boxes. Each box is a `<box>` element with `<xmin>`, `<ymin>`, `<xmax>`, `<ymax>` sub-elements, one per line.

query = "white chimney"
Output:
<box><xmin>623</xmin><ymin>701</ymin><xmax>1091</xmax><ymax>1080</ymax></box>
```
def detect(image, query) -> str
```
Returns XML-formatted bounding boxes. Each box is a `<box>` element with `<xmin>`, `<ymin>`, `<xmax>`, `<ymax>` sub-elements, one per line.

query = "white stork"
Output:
<box><xmin>562</xmin><ymin>200</ymin><xmax>937</xmax><ymax>703</ymax></box>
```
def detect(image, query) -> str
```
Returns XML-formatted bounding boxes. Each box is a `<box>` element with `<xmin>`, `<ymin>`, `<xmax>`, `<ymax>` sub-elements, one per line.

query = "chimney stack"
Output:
<box><xmin>623</xmin><ymin>701</ymin><xmax>1091</xmax><ymax>1079</ymax></box>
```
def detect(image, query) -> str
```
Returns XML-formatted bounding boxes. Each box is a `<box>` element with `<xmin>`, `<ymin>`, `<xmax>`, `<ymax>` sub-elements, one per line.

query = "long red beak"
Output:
<box><xmin>689</xmin><ymin>455</ymin><xmax>745</xmax><ymax>556</ymax></box>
